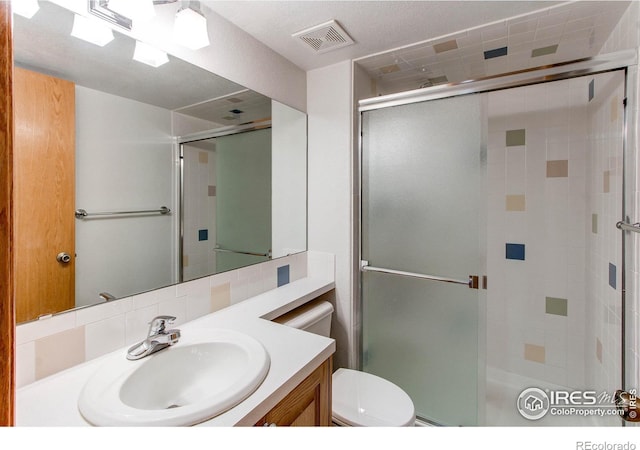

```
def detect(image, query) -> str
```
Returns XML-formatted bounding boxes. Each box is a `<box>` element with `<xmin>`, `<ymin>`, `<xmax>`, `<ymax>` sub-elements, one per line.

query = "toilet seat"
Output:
<box><xmin>331</xmin><ymin>368</ymin><xmax>415</xmax><ymax>427</ymax></box>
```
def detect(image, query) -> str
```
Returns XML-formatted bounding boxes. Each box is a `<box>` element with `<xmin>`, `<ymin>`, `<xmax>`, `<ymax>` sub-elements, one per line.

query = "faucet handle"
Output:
<box><xmin>147</xmin><ymin>315</ymin><xmax>176</xmax><ymax>335</ymax></box>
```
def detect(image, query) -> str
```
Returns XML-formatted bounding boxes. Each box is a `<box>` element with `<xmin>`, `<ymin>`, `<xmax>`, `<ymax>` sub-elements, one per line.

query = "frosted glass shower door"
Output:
<box><xmin>216</xmin><ymin>129</ymin><xmax>272</xmax><ymax>273</ymax></box>
<box><xmin>361</xmin><ymin>93</ymin><xmax>486</xmax><ymax>426</ymax></box>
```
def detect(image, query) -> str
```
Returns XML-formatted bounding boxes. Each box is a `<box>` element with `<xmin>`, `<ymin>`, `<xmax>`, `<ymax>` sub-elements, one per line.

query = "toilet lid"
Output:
<box><xmin>332</xmin><ymin>368</ymin><xmax>415</xmax><ymax>427</ymax></box>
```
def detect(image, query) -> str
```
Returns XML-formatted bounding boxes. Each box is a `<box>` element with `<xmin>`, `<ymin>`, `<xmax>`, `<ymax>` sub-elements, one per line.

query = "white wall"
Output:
<box><xmin>75</xmin><ymin>86</ymin><xmax>174</xmax><ymax>306</ymax></box>
<box><xmin>272</xmin><ymin>101</ymin><xmax>307</xmax><ymax>258</ymax></box>
<box><xmin>171</xmin><ymin>112</ymin><xmax>221</xmax><ymax>137</ymax></box>
<box><xmin>307</xmin><ymin>61</ymin><xmax>354</xmax><ymax>370</ymax></box>
<box><xmin>306</xmin><ymin>62</ymin><xmax>378</xmax><ymax>371</ymax></box>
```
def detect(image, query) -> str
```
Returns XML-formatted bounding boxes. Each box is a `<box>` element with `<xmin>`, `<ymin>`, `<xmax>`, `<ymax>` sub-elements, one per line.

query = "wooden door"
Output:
<box><xmin>13</xmin><ymin>67</ymin><xmax>75</xmax><ymax>323</ymax></box>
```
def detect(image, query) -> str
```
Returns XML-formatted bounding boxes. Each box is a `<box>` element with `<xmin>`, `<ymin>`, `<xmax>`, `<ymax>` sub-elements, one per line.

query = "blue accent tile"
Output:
<box><xmin>589</xmin><ymin>79</ymin><xmax>595</xmax><ymax>102</ymax></box>
<box><xmin>506</xmin><ymin>243</ymin><xmax>525</xmax><ymax>261</ymax></box>
<box><xmin>484</xmin><ymin>46</ymin><xmax>508</xmax><ymax>60</ymax></box>
<box><xmin>198</xmin><ymin>229</ymin><xmax>208</xmax><ymax>241</ymax></box>
<box><xmin>609</xmin><ymin>263</ymin><xmax>616</xmax><ymax>289</ymax></box>
<box><xmin>277</xmin><ymin>265</ymin><xmax>290</xmax><ymax>287</ymax></box>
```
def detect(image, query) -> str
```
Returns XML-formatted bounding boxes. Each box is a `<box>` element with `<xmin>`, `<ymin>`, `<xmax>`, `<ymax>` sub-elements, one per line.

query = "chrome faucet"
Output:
<box><xmin>126</xmin><ymin>315</ymin><xmax>181</xmax><ymax>361</ymax></box>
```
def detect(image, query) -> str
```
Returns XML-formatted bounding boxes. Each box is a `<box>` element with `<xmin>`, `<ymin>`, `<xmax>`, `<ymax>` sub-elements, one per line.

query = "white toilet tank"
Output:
<box><xmin>273</xmin><ymin>299</ymin><xmax>333</xmax><ymax>337</ymax></box>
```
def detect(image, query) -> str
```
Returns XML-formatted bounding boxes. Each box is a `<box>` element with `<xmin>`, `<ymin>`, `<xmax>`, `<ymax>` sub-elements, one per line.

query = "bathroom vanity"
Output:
<box><xmin>16</xmin><ymin>277</ymin><xmax>336</xmax><ymax>426</ymax></box>
<box><xmin>256</xmin><ymin>358</ymin><xmax>332</xmax><ymax>426</ymax></box>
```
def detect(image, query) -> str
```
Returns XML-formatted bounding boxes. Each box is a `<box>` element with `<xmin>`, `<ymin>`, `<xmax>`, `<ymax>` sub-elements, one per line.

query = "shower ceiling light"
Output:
<box><xmin>108</xmin><ymin>0</ymin><xmax>156</xmax><ymax>23</ymax></box>
<box><xmin>11</xmin><ymin>0</ymin><xmax>40</xmax><ymax>18</ymax></box>
<box><xmin>173</xmin><ymin>6</ymin><xmax>210</xmax><ymax>50</ymax></box>
<box><xmin>71</xmin><ymin>13</ymin><xmax>114</xmax><ymax>47</ymax></box>
<box><xmin>133</xmin><ymin>41</ymin><xmax>169</xmax><ymax>67</ymax></box>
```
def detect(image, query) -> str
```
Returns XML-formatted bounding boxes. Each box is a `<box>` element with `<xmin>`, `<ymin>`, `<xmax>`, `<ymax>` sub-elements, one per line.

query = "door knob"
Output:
<box><xmin>56</xmin><ymin>252</ymin><xmax>71</xmax><ymax>264</ymax></box>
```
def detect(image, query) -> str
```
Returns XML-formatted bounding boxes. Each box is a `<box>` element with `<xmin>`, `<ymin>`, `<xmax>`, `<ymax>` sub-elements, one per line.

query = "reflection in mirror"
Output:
<box><xmin>182</xmin><ymin>127</ymin><xmax>273</xmax><ymax>281</ymax></box>
<box><xmin>180</xmin><ymin>101</ymin><xmax>307</xmax><ymax>283</ymax></box>
<box><xmin>13</xmin><ymin>1</ymin><xmax>307</xmax><ymax>324</ymax></box>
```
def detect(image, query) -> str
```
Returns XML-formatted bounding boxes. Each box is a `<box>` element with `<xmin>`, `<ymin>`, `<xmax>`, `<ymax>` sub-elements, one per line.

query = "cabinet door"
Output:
<box><xmin>14</xmin><ymin>67</ymin><xmax>75</xmax><ymax>322</ymax></box>
<box><xmin>257</xmin><ymin>358</ymin><xmax>332</xmax><ymax>427</ymax></box>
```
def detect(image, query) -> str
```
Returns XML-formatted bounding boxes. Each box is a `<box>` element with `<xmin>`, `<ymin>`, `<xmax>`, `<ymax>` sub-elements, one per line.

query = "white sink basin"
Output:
<box><xmin>78</xmin><ymin>328</ymin><xmax>270</xmax><ymax>426</ymax></box>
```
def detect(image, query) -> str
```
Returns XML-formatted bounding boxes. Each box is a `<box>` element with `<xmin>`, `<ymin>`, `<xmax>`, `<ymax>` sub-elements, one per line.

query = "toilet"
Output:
<box><xmin>274</xmin><ymin>299</ymin><xmax>416</xmax><ymax>426</ymax></box>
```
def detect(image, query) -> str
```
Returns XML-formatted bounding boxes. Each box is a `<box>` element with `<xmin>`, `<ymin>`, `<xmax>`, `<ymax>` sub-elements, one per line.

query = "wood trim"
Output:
<box><xmin>0</xmin><ymin>1</ymin><xmax>15</xmax><ymax>426</ymax></box>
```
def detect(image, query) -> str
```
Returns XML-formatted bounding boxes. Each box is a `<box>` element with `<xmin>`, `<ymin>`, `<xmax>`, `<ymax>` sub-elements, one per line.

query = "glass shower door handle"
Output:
<box><xmin>361</xmin><ymin>261</ymin><xmax>480</xmax><ymax>289</ymax></box>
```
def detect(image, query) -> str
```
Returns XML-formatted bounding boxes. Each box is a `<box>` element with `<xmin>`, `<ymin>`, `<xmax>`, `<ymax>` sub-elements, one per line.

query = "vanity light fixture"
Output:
<box><xmin>133</xmin><ymin>40</ymin><xmax>169</xmax><ymax>67</ymax></box>
<box><xmin>71</xmin><ymin>13</ymin><xmax>115</xmax><ymax>47</ymax></box>
<box><xmin>86</xmin><ymin>0</ymin><xmax>209</xmax><ymax>50</ymax></box>
<box><xmin>108</xmin><ymin>0</ymin><xmax>156</xmax><ymax>23</ymax></box>
<box><xmin>89</xmin><ymin>0</ymin><xmax>132</xmax><ymax>30</ymax></box>
<box><xmin>173</xmin><ymin>2</ymin><xmax>210</xmax><ymax>50</ymax></box>
<box><xmin>11</xmin><ymin>0</ymin><xmax>40</xmax><ymax>19</ymax></box>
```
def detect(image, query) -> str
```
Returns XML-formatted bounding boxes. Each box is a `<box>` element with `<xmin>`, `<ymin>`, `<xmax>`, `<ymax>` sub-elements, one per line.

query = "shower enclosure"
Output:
<box><xmin>358</xmin><ymin>53</ymin><xmax>637</xmax><ymax>426</ymax></box>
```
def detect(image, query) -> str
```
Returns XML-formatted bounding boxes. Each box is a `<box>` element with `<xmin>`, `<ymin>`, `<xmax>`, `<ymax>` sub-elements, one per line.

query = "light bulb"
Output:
<box><xmin>71</xmin><ymin>14</ymin><xmax>114</xmax><ymax>47</ymax></box>
<box><xmin>173</xmin><ymin>7</ymin><xmax>210</xmax><ymax>50</ymax></box>
<box><xmin>133</xmin><ymin>41</ymin><xmax>169</xmax><ymax>68</ymax></box>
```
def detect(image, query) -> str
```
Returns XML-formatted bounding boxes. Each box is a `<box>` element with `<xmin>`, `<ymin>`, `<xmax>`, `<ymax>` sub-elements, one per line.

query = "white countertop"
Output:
<box><xmin>16</xmin><ymin>277</ymin><xmax>336</xmax><ymax>427</ymax></box>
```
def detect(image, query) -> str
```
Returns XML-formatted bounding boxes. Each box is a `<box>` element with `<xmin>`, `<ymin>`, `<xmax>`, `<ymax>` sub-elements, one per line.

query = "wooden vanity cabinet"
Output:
<box><xmin>255</xmin><ymin>358</ymin><xmax>332</xmax><ymax>427</ymax></box>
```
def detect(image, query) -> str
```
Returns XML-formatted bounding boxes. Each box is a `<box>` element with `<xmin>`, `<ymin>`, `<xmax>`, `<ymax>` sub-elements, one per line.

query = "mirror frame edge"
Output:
<box><xmin>1</xmin><ymin>0</ymin><xmax>16</xmax><ymax>426</ymax></box>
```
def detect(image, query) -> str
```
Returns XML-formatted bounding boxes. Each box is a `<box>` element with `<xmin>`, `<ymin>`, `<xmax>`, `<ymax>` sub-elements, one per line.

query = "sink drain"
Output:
<box><xmin>166</xmin><ymin>404</ymin><xmax>181</xmax><ymax>409</ymax></box>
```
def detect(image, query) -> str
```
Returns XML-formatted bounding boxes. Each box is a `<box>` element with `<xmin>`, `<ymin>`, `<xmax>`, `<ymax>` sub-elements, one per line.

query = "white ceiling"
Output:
<box><xmin>205</xmin><ymin>0</ymin><xmax>568</xmax><ymax>71</ymax></box>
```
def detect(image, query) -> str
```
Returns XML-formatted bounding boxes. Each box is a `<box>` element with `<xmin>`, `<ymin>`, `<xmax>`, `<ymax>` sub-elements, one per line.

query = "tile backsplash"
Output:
<box><xmin>16</xmin><ymin>251</ymin><xmax>333</xmax><ymax>388</ymax></box>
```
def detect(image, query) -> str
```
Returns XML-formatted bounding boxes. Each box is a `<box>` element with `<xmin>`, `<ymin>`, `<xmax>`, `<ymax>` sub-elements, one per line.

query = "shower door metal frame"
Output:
<box><xmin>354</xmin><ymin>49</ymin><xmax>639</xmax><ymax>425</ymax></box>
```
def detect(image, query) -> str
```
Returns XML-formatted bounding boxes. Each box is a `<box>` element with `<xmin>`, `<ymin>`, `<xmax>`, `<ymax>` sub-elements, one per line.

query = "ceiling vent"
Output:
<box><xmin>292</xmin><ymin>20</ymin><xmax>354</xmax><ymax>54</ymax></box>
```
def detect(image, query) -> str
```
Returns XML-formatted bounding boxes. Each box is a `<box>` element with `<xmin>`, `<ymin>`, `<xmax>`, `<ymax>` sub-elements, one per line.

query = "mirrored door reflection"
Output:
<box><xmin>12</xmin><ymin>0</ymin><xmax>308</xmax><ymax>322</ymax></box>
<box><xmin>181</xmin><ymin>128</ymin><xmax>272</xmax><ymax>282</ymax></box>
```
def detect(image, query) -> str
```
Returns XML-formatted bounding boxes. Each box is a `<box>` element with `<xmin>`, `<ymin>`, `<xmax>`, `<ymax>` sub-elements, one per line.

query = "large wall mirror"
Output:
<box><xmin>12</xmin><ymin>0</ymin><xmax>307</xmax><ymax>324</ymax></box>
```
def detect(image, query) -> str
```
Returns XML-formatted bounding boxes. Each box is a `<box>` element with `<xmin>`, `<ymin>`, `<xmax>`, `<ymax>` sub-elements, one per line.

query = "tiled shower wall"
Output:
<box><xmin>486</xmin><ymin>72</ymin><xmax>624</xmax><ymax>390</ymax></box>
<box><xmin>15</xmin><ymin>251</ymin><xmax>335</xmax><ymax>389</ymax></box>
<box><xmin>182</xmin><ymin>144</ymin><xmax>217</xmax><ymax>280</ymax></box>
<box><xmin>585</xmin><ymin>73</ymin><xmax>625</xmax><ymax>395</ymax></box>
